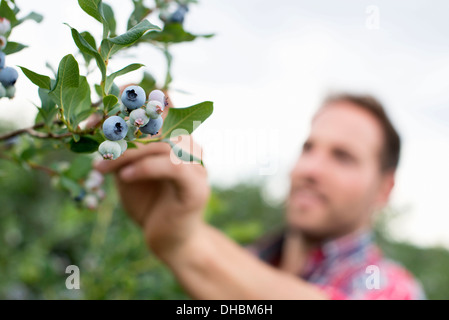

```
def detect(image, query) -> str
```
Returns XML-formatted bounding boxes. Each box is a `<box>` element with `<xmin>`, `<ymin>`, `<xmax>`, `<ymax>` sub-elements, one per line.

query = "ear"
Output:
<box><xmin>374</xmin><ymin>170</ymin><xmax>395</xmax><ymax>209</ymax></box>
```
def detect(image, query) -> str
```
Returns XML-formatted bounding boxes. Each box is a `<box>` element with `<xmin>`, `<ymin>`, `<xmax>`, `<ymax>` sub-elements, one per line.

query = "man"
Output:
<box><xmin>94</xmin><ymin>93</ymin><xmax>425</xmax><ymax>300</ymax></box>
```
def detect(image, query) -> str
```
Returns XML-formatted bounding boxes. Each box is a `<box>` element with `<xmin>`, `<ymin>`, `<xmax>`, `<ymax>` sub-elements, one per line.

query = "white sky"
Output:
<box><xmin>1</xmin><ymin>0</ymin><xmax>449</xmax><ymax>248</ymax></box>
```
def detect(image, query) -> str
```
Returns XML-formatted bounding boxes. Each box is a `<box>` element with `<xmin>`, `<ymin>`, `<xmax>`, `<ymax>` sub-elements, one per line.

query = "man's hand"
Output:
<box><xmin>94</xmin><ymin>136</ymin><xmax>210</xmax><ymax>257</ymax></box>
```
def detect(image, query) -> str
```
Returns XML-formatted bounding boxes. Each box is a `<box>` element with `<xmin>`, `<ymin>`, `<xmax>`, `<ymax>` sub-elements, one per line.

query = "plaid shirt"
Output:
<box><xmin>246</xmin><ymin>229</ymin><xmax>426</xmax><ymax>300</ymax></box>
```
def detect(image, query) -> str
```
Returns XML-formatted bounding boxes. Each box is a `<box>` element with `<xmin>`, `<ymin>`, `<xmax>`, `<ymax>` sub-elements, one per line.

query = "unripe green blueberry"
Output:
<box><xmin>125</xmin><ymin>121</ymin><xmax>138</xmax><ymax>141</ymax></box>
<box><xmin>129</xmin><ymin>108</ymin><xmax>150</xmax><ymax>127</ymax></box>
<box><xmin>120</xmin><ymin>103</ymin><xmax>130</xmax><ymax>117</ymax></box>
<box><xmin>98</xmin><ymin>140</ymin><xmax>122</xmax><ymax>160</ymax></box>
<box><xmin>0</xmin><ymin>83</ymin><xmax>5</xmax><ymax>98</ymax></box>
<box><xmin>148</xmin><ymin>89</ymin><xmax>166</xmax><ymax>106</ymax></box>
<box><xmin>5</xmin><ymin>85</ymin><xmax>15</xmax><ymax>99</ymax></box>
<box><xmin>146</xmin><ymin>100</ymin><xmax>164</xmax><ymax>119</ymax></box>
<box><xmin>117</xmin><ymin>139</ymin><xmax>128</xmax><ymax>155</ymax></box>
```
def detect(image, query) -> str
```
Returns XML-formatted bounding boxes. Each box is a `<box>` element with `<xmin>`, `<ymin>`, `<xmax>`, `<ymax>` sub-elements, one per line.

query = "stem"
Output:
<box><xmin>27</xmin><ymin>161</ymin><xmax>59</xmax><ymax>177</ymax></box>
<box><xmin>134</xmin><ymin>137</ymin><xmax>163</xmax><ymax>145</ymax></box>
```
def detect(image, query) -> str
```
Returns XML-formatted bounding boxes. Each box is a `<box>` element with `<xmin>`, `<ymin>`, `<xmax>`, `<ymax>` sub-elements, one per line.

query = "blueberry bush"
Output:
<box><xmin>0</xmin><ymin>0</ymin><xmax>214</xmax><ymax>210</ymax></box>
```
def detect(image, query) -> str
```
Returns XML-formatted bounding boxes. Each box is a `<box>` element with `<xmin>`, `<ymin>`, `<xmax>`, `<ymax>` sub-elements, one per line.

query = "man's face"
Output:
<box><xmin>286</xmin><ymin>101</ymin><xmax>392</xmax><ymax>239</ymax></box>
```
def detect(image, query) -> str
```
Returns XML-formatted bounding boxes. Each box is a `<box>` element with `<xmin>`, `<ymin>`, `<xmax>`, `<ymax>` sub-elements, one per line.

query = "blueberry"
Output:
<box><xmin>0</xmin><ymin>83</ymin><xmax>5</xmax><ymax>98</ymax></box>
<box><xmin>125</xmin><ymin>121</ymin><xmax>138</xmax><ymax>141</ymax></box>
<box><xmin>140</xmin><ymin>116</ymin><xmax>163</xmax><ymax>135</ymax></box>
<box><xmin>129</xmin><ymin>108</ymin><xmax>150</xmax><ymax>128</ymax></box>
<box><xmin>0</xmin><ymin>18</ymin><xmax>11</xmax><ymax>35</ymax></box>
<box><xmin>168</xmin><ymin>5</ymin><xmax>189</xmax><ymax>24</ymax></box>
<box><xmin>146</xmin><ymin>100</ymin><xmax>164</xmax><ymax>119</ymax></box>
<box><xmin>120</xmin><ymin>103</ymin><xmax>131</xmax><ymax>117</ymax></box>
<box><xmin>148</xmin><ymin>89</ymin><xmax>166</xmax><ymax>106</ymax></box>
<box><xmin>117</xmin><ymin>139</ymin><xmax>128</xmax><ymax>155</ymax></box>
<box><xmin>0</xmin><ymin>36</ymin><xmax>6</xmax><ymax>50</ymax></box>
<box><xmin>0</xmin><ymin>67</ymin><xmax>18</xmax><ymax>87</ymax></box>
<box><xmin>85</xmin><ymin>170</ymin><xmax>104</xmax><ymax>191</ymax></box>
<box><xmin>98</xmin><ymin>140</ymin><xmax>122</xmax><ymax>160</ymax></box>
<box><xmin>0</xmin><ymin>51</ymin><xmax>6</xmax><ymax>69</ymax></box>
<box><xmin>74</xmin><ymin>189</ymin><xmax>87</xmax><ymax>203</ymax></box>
<box><xmin>5</xmin><ymin>85</ymin><xmax>15</xmax><ymax>99</ymax></box>
<box><xmin>102</xmin><ymin>116</ymin><xmax>128</xmax><ymax>141</ymax></box>
<box><xmin>121</xmin><ymin>85</ymin><xmax>146</xmax><ymax>110</ymax></box>
<box><xmin>84</xmin><ymin>194</ymin><xmax>99</xmax><ymax>210</ymax></box>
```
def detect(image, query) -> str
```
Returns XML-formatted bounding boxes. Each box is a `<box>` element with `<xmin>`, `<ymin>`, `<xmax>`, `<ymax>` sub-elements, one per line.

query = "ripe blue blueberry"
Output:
<box><xmin>0</xmin><ymin>36</ymin><xmax>6</xmax><ymax>50</ymax></box>
<box><xmin>121</xmin><ymin>85</ymin><xmax>146</xmax><ymax>110</ymax></box>
<box><xmin>0</xmin><ymin>67</ymin><xmax>18</xmax><ymax>87</ymax></box>
<box><xmin>140</xmin><ymin>116</ymin><xmax>163</xmax><ymax>135</ymax></box>
<box><xmin>5</xmin><ymin>85</ymin><xmax>15</xmax><ymax>99</ymax></box>
<box><xmin>0</xmin><ymin>51</ymin><xmax>6</xmax><ymax>69</ymax></box>
<box><xmin>102</xmin><ymin>116</ymin><xmax>128</xmax><ymax>141</ymax></box>
<box><xmin>168</xmin><ymin>5</ymin><xmax>189</xmax><ymax>24</ymax></box>
<box><xmin>129</xmin><ymin>108</ymin><xmax>150</xmax><ymax>127</ymax></box>
<box><xmin>99</xmin><ymin>140</ymin><xmax>122</xmax><ymax>160</ymax></box>
<box><xmin>148</xmin><ymin>89</ymin><xmax>166</xmax><ymax>106</ymax></box>
<box><xmin>146</xmin><ymin>100</ymin><xmax>164</xmax><ymax>119</ymax></box>
<box><xmin>117</xmin><ymin>139</ymin><xmax>128</xmax><ymax>155</ymax></box>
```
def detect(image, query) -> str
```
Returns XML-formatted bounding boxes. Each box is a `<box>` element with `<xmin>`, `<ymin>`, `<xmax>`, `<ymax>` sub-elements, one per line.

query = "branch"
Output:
<box><xmin>0</xmin><ymin>120</ymin><xmax>64</xmax><ymax>141</ymax></box>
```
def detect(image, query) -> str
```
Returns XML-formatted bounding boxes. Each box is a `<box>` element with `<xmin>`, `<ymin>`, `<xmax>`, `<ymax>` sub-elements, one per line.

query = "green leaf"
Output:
<box><xmin>0</xmin><ymin>0</ymin><xmax>17</xmax><ymax>24</ymax></box>
<box><xmin>49</xmin><ymin>55</ymin><xmax>80</xmax><ymax>121</ymax></box>
<box><xmin>110</xmin><ymin>82</ymin><xmax>120</xmax><ymax>97</ymax></box>
<box><xmin>66</xmin><ymin>25</ymin><xmax>106</xmax><ymax>82</ymax></box>
<box><xmin>79</xmin><ymin>31</ymin><xmax>97</xmax><ymax>65</ymax></box>
<box><xmin>3</xmin><ymin>41</ymin><xmax>27</xmax><ymax>55</ymax></box>
<box><xmin>66</xmin><ymin>76</ymin><xmax>92</xmax><ymax>128</ymax></box>
<box><xmin>65</xmin><ymin>155</ymin><xmax>93</xmax><ymax>180</ymax></box>
<box><xmin>19</xmin><ymin>67</ymin><xmax>51</xmax><ymax>90</ymax></box>
<box><xmin>164</xmin><ymin>138</ymin><xmax>204</xmax><ymax>165</ymax></box>
<box><xmin>103</xmin><ymin>95</ymin><xmax>118</xmax><ymax>113</ymax></box>
<box><xmin>38</xmin><ymin>88</ymin><xmax>58</xmax><ymax>128</ymax></box>
<box><xmin>69</xmin><ymin>136</ymin><xmax>100</xmax><ymax>153</ymax></box>
<box><xmin>160</xmin><ymin>101</ymin><xmax>214</xmax><ymax>140</ymax></box>
<box><xmin>143</xmin><ymin>23</ymin><xmax>214</xmax><ymax>44</ymax></box>
<box><xmin>60</xmin><ymin>176</ymin><xmax>83</xmax><ymax>197</ymax></box>
<box><xmin>107</xmin><ymin>104</ymin><xmax>121</xmax><ymax>117</ymax></box>
<box><xmin>127</xmin><ymin>142</ymin><xmax>137</xmax><ymax>150</ymax></box>
<box><xmin>108</xmin><ymin>19</ymin><xmax>160</xmax><ymax>46</ymax></box>
<box><xmin>15</xmin><ymin>11</ymin><xmax>43</xmax><ymax>26</ymax></box>
<box><xmin>127</xmin><ymin>0</ymin><xmax>152</xmax><ymax>30</ymax></box>
<box><xmin>99</xmin><ymin>38</ymin><xmax>120</xmax><ymax>61</ymax></box>
<box><xmin>105</xmin><ymin>63</ymin><xmax>144</xmax><ymax>94</ymax></box>
<box><xmin>78</xmin><ymin>0</ymin><xmax>102</xmax><ymax>23</ymax></box>
<box><xmin>102</xmin><ymin>3</ymin><xmax>116</xmax><ymax>36</ymax></box>
<box><xmin>139</xmin><ymin>71</ymin><xmax>156</xmax><ymax>92</ymax></box>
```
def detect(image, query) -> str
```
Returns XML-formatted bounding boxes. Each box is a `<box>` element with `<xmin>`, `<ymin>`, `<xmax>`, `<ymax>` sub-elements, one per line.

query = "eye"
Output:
<box><xmin>334</xmin><ymin>149</ymin><xmax>354</xmax><ymax>164</ymax></box>
<box><xmin>302</xmin><ymin>141</ymin><xmax>312</xmax><ymax>153</ymax></box>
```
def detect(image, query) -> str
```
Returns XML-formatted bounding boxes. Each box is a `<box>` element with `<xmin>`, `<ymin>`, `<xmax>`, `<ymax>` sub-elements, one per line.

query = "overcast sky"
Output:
<box><xmin>1</xmin><ymin>0</ymin><xmax>449</xmax><ymax>248</ymax></box>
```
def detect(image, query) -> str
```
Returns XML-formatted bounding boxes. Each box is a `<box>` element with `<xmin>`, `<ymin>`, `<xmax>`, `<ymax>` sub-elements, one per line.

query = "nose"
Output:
<box><xmin>290</xmin><ymin>148</ymin><xmax>327</xmax><ymax>183</ymax></box>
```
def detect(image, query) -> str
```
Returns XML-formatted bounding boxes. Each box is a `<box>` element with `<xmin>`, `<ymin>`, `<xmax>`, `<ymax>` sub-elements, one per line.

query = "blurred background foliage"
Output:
<box><xmin>0</xmin><ymin>129</ymin><xmax>448</xmax><ymax>300</ymax></box>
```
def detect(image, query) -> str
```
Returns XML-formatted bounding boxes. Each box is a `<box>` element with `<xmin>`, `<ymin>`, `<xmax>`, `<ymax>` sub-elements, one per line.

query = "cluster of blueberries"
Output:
<box><xmin>99</xmin><ymin>86</ymin><xmax>167</xmax><ymax>160</ymax></box>
<box><xmin>0</xmin><ymin>17</ymin><xmax>18</xmax><ymax>99</ymax></box>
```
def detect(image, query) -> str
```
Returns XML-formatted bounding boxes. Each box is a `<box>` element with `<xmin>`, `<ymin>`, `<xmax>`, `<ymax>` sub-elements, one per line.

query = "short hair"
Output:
<box><xmin>319</xmin><ymin>93</ymin><xmax>401</xmax><ymax>173</ymax></box>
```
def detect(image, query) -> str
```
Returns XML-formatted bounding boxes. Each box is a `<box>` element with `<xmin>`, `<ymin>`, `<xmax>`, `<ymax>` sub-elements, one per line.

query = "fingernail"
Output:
<box><xmin>120</xmin><ymin>166</ymin><xmax>135</xmax><ymax>180</ymax></box>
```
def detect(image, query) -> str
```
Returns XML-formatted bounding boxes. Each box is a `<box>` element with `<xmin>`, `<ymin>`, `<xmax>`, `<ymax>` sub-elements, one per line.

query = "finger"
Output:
<box><xmin>95</xmin><ymin>141</ymin><xmax>172</xmax><ymax>174</ymax></box>
<box><xmin>118</xmin><ymin>154</ymin><xmax>195</xmax><ymax>193</ymax></box>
